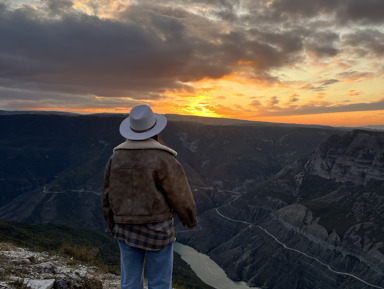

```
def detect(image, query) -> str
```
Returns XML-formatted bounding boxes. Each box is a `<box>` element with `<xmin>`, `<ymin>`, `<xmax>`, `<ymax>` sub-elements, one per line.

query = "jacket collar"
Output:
<box><xmin>113</xmin><ymin>138</ymin><xmax>177</xmax><ymax>156</ymax></box>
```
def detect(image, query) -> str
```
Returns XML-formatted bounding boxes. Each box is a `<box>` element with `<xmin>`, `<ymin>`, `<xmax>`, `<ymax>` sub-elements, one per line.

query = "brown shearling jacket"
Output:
<box><xmin>102</xmin><ymin>139</ymin><xmax>198</xmax><ymax>232</ymax></box>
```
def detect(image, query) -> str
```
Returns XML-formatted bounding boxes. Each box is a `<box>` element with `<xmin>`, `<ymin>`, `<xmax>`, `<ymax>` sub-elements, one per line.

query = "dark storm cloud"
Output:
<box><xmin>267</xmin><ymin>0</ymin><xmax>384</xmax><ymax>24</ymax></box>
<box><xmin>0</xmin><ymin>0</ymin><xmax>307</xmax><ymax>100</ymax></box>
<box><xmin>343</xmin><ymin>29</ymin><xmax>384</xmax><ymax>57</ymax></box>
<box><xmin>1</xmin><ymin>6</ymin><xmax>183</xmax><ymax>98</ymax></box>
<box><xmin>304</xmin><ymin>31</ymin><xmax>340</xmax><ymax>58</ymax></box>
<box><xmin>220</xmin><ymin>30</ymin><xmax>303</xmax><ymax>71</ymax></box>
<box><xmin>0</xmin><ymin>1</ymin><xmax>233</xmax><ymax>99</ymax></box>
<box><xmin>340</xmin><ymin>0</ymin><xmax>384</xmax><ymax>24</ymax></box>
<box><xmin>42</xmin><ymin>0</ymin><xmax>73</xmax><ymax>15</ymax></box>
<box><xmin>0</xmin><ymin>0</ymin><xmax>383</xmax><ymax>104</ymax></box>
<box><xmin>268</xmin><ymin>0</ymin><xmax>339</xmax><ymax>20</ymax></box>
<box><xmin>250</xmin><ymin>27</ymin><xmax>306</xmax><ymax>55</ymax></box>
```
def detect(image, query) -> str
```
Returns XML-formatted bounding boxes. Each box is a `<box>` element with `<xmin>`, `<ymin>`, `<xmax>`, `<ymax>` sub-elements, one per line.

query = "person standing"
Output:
<box><xmin>102</xmin><ymin>104</ymin><xmax>198</xmax><ymax>289</ymax></box>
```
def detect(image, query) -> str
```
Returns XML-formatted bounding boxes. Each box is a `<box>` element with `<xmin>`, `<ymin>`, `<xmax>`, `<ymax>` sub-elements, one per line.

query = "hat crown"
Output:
<box><xmin>119</xmin><ymin>104</ymin><xmax>167</xmax><ymax>140</ymax></box>
<box><xmin>129</xmin><ymin>105</ymin><xmax>156</xmax><ymax>133</ymax></box>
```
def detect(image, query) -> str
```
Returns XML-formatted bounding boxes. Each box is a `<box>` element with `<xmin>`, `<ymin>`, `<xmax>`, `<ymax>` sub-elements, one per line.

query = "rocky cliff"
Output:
<box><xmin>304</xmin><ymin>130</ymin><xmax>384</xmax><ymax>185</ymax></box>
<box><xmin>0</xmin><ymin>242</ymin><xmax>120</xmax><ymax>289</ymax></box>
<box><xmin>0</xmin><ymin>219</ymin><xmax>214</xmax><ymax>289</ymax></box>
<box><xmin>176</xmin><ymin>129</ymin><xmax>384</xmax><ymax>289</ymax></box>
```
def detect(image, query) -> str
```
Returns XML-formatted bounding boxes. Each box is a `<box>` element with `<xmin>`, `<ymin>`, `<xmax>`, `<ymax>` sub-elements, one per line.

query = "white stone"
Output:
<box><xmin>24</xmin><ymin>279</ymin><xmax>55</xmax><ymax>289</ymax></box>
<box><xmin>21</xmin><ymin>258</ymin><xmax>31</xmax><ymax>264</ymax></box>
<box><xmin>74</xmin><ymin>269</ymin><xmax>87</xmax><ymax>278</ymax></box>
<box><xmin>33</xmin><ymin>262</ymin><xmax>54</xmax><ymax>271</ymax></box>
<box><xmin>54</xmin><ymin>266</ymin><xmax>71</xmax><ymax>274</ymax></box>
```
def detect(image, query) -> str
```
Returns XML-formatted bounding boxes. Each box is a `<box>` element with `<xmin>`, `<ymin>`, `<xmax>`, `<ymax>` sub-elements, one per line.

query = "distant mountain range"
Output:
<box><xmin>0</xmin><ymin>112</ymin><xmax>383</xmax><ymax>289</ymax></box>
<box><xmin>363</xmin><ymin>125</ymin><xmax>384</xmax><ymax>131</ymax></box>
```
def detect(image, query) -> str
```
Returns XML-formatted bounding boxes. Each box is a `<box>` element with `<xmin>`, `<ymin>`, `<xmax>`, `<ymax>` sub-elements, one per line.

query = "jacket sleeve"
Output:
<box><xmin>159</xmin><ymin>156</ymin><xmax>198</xmax><ymax>228</ymax></box>
<box><xmin>102</xmin><ymin>158</ymin><xmax>115</xmax><ymax>233</ymax></box>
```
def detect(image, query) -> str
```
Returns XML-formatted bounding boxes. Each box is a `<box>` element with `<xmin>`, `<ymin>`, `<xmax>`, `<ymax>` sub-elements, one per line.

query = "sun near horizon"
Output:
<box><xmin>18</xmin><ymin>74</ymin><xmax>384</xmax><ymax>128</ymax></box>
<box><xmin>16</xmin><ymin>105</ymin><xmax>384</xmax><ymax>129</ymax></box>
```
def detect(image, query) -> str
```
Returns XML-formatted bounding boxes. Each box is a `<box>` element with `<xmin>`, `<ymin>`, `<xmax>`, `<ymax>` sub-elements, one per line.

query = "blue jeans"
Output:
<box><xmin>118</xmin><ymin>240</ymin><xmax>174</xmax><ymax>289</ymax></box>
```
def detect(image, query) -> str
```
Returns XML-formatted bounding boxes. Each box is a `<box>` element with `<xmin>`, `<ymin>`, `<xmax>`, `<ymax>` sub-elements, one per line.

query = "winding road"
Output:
<box><xmin>215</xmin><ymin>208</ymin><xmax>384</xmax><ymax>289</ymax></box>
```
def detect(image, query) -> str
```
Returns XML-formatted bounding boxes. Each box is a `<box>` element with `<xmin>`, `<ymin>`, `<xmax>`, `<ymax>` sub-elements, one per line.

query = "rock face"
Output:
<box><xmin>305</xmin><ymin>130</ymin><xmax>384</xmax><ymax>185</ymax></box>
<box><xmin>177</xmin><ymin>129</ymin><xmax>384</xmax><ymax>289</ymax></box>
<box><xmin>0</xmin><ymin>242</ymin><xmax>120</xmax><ymax>289</ymax></box>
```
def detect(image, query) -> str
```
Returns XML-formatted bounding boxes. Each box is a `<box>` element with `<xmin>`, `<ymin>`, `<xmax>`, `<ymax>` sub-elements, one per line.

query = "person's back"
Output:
<box><xmin>102</xmin><ymin>105</ymin><xmax>197</xmax><ymax>289</ymax></box>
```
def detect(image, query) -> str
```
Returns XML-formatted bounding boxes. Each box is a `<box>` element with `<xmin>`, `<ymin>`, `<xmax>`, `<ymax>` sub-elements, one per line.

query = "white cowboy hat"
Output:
<box><xmin>119</xmin><ymin>105</ymin><xmax>167</xmax><ymax>140</ymax></box>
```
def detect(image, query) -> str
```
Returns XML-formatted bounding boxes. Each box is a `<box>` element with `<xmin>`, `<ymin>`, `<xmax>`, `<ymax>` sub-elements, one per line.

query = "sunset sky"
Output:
<box><xmin>1</xmin><ymin>0</ymin><xmax>384</xmax><ymax>127</ymax></box>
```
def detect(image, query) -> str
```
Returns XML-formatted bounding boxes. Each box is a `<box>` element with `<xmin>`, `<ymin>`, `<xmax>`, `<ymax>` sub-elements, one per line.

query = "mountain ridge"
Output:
<box><xmin>175</xmin><ymin>129</ymin><xmax>384</xmax><ymax>288</ymax></box>
<box><xmin>0</xmin><ymin>109</ymin><xmax>368</xmax><ymax>129</ymax></box>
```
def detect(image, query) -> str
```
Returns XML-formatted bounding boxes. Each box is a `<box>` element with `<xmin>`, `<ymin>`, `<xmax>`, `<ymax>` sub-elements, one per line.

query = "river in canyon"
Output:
<box><xmin>174</xmin><ymin>242</ymin><xmax>260</xmax><ymax>289</ymax></box>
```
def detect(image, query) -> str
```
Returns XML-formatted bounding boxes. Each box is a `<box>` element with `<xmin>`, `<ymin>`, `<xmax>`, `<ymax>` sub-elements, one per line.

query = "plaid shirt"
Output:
<box><xmin>113</xmin><ymin>218</ymin><xmax>175</xmax><ymax>251</ymax></box>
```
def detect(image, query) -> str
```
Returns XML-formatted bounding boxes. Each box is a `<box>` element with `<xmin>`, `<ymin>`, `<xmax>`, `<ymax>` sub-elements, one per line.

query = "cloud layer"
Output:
<box><xmin>0</xmin><ymin>0</ymin><xmax>383</xmax><ymax>122</ymax></box>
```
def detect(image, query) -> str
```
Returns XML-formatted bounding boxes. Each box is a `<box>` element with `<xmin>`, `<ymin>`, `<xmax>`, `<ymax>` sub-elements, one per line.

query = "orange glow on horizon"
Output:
<box><xmin>26</xmin><ymin>71</ymin><xmax>384</xmax><ymax>128</ymax></box>
<box><xmin>27</xmin><ymin>107</ymin><xmax>131</xmax><ymax>114</ymax></box>
<box><xmin>249</xmin><ymin>111</ymin><xmax>384</xmax><ymax>127</ymax></box>
<box><xmin>25</xmin><ymin>106</ymin><xmax>384</xmax><ymax>128</ymax></box>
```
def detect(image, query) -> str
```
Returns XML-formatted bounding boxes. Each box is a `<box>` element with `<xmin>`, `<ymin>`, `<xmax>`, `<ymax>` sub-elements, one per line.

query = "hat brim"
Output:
<box><xmin>119</xmin><ymin>113</ymin><xmax>167</xmax><ymax>140</ymax></box>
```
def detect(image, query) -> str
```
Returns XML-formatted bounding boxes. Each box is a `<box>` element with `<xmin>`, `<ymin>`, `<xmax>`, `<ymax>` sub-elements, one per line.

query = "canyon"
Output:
<box><xmin>0</xmin><ymin>112</ymin><xmax>383</xmax><ymax>288</ymax></box>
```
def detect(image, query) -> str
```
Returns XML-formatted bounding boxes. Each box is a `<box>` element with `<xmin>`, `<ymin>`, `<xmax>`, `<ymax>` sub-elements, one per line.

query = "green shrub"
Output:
<box><xmin>59</xmin><ymin>242</ymin><xmax>99</xmax><ymax>263</ymax></box>
<box><xmin>83</xmin><ymin>277</ymin><xmax>103</xmax><ymax>289</ymax></box>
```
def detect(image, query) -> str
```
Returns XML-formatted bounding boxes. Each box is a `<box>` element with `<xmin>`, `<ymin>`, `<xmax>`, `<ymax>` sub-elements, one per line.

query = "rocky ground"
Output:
<box><xmin>0</xmin><ymin>242</ymin><xmax>122</xmax><ymax>289</ymax></box>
